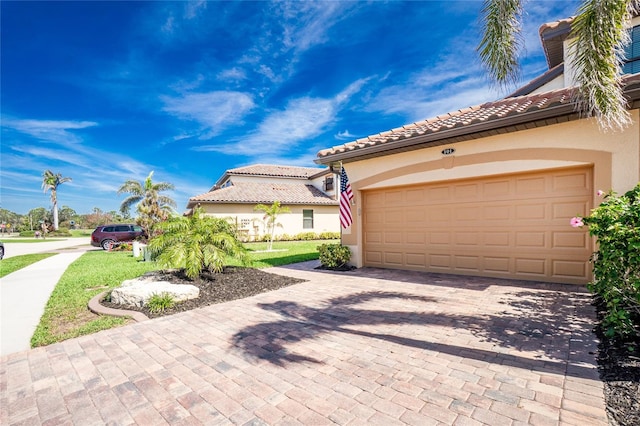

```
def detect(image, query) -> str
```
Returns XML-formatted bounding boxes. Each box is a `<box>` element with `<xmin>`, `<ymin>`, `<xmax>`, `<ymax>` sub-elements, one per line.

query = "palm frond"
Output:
<box><xmin>477</xmin><ymin>0</ymin><xmax>524</xmax><ymax>88</ymax></box>
<box><xmin>571</xmin><ymin>0</ymin><xmax>636</xmax><ymax>131</ymax></box>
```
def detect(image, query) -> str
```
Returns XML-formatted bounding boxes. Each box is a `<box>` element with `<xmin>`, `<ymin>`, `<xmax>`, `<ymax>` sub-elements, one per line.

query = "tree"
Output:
<box><xmin>25</xmin><ymin>207</ymin><xmax>51</xmax><ymax>231</ymax></box>
<box><xmin>41</xmin><ymin>170</ymin><xmax>72</xmax><ymax>230</ymax></box>
<box><xmin>254</xmin><ymin>201</ymin><xmax>290</xmax><ymax>251</ymax></box>
<box><xmin>478</xmin><ymin>0</ymin><xmax>638</xmax><ymax>131</ymax></box>
<box><xmin>148</xmin><ymin>207</ymin><xmax>248</xmax><ymax>280</ymax></box>
<box><xmin>117</xmin><ymin>171</ymin><xmax>176</xmax><ymax>236</ymax></box>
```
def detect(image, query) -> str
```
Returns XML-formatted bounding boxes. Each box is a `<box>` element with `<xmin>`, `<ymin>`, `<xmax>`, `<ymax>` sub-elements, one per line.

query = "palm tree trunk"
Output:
<box><xmin>52</xmin><ymin>200</ymin><xmax>59</xmax><ymax>230</ymax></box>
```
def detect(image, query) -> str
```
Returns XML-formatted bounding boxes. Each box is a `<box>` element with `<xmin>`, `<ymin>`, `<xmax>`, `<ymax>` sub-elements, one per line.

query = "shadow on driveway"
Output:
<box><xmin>232</xmin><ymin>267</ymin><xmax>598</xmax><ymax>380</ymax></box>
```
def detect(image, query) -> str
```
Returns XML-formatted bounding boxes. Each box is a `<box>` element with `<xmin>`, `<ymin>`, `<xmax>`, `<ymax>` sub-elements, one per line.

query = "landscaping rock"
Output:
<box><xmin>111</xmin><ymin>277</ymin><xmax>199</xmax><ymax>307</ymax></box>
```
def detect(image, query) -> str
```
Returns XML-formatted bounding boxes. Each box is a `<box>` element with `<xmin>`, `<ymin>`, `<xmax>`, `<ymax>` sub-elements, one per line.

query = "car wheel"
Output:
<box><xmin>101</xmin><ymin>239</ymin><xmax>115</xmax><ymax>250</ymax></box>
<box><xmin>0</xmin><ymin>246</ymin><xmax>4</xmax><ymax>260</ymax></box>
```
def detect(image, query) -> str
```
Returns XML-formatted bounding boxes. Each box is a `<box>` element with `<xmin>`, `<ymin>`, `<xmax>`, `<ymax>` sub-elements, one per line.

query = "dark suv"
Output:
<box><xmin>91</xmin><ymin>224</ymin><xmax>146</xmax><ymax>250</ymax></box>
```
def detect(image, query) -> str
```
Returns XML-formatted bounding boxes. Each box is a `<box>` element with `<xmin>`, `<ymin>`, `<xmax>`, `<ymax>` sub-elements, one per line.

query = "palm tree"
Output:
<box><xmin>478</xmin><ymin>0</ymin><xmax>638</xmax><ymax>130</ymax></box>
<box><xmin>254</xmin><ymin>201</ymin><xmax>290</xmax><ymax>251</ymax></box>
<box><xmin>117</xmin><ymin>171</ymin><xmax>176</xmax><ymax>236</ymax></box>
<box><xmin>41</xmin><ymin>170</ymin><xmax>72</xmax><ymax>231</ymax></box>
<box><xmin>149</xmin><ymin>206</ymin><xmax>248</xmax><ymax>280</ymax></box>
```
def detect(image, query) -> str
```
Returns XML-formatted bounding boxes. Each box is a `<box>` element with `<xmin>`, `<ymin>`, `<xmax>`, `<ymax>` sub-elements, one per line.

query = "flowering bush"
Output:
<box><xmin>571</xmin><ymin>184</ymin><xmax>640</xmax><ymax>346</ymax></box>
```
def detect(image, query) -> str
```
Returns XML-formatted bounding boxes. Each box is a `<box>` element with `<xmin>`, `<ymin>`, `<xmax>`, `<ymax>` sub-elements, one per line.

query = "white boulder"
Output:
<box><xmin>111</xmin><ymin>277</ymin><xmax>199</xmax><ymax>307</ymax></box>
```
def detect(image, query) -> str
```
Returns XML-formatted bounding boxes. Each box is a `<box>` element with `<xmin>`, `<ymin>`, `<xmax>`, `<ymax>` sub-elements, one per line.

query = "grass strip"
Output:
<box><xmin>2</xmin><ymin>239</ymin><xmax>65</xmax><ymax>243</ymax></box>
<box><xmin>0</xmin><ymin>253</ymin><xmax>57</xmax><ymax>278</ymax></box>
<box><xmin>232</xmin><ymin>239</ymin><xmax>339</xmax><ymax>268</ymax></box>
<box><xmin>31</xmin><ymin>251</ymin><xmax>159</xmax><ymax>347</ymax></box>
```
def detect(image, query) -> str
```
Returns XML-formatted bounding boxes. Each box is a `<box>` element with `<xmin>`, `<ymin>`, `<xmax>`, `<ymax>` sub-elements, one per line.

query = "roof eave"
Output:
<box><xmin>315</xmin><ymin>102</ymin><xmax>578</xmax><ymax>165</ymax></box>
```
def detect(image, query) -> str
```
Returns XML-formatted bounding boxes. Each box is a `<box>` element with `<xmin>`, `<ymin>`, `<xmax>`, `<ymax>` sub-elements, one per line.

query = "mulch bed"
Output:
<box><xmin>592</xmin><ymin>300</ymin><xmax>640</xmax><ymax>426</ymax></box>
<box><xmin>100</xmin><ymin>267</ymin><xmax>305</xmax><ymax>319</ymax></box>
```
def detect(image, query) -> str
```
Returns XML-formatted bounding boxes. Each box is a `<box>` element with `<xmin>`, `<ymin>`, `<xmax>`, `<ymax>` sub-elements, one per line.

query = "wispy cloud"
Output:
<box><xmin>194</xmin><ymin>78</ymin><xmax>368</xmax><ymax>157</ymax></box>
<box><xmin>2</xmin><ymin>117</ymin><xmax>98</xmax><ymax>144</ymax></box>
<box><xmin>161</xmin><ymin>91</ymin><xmax>255</xmax><ymax>138</ymax></box>
<box><xmin>335</xmin><ymin>130</ymin><xmax>356</xmax><ymax>140</ymax></box>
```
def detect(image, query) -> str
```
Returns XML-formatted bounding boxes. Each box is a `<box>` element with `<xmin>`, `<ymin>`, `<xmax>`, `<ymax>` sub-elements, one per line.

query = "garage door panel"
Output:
<box><xmin>363</xmin><ymin>166</ymin><xmax>592</xmax><ymax>284</ymax></box>
<box><xmin>455</xmin><ymin>232</ymin><xmax>480</xmax><ymax>246</ymax></box>
<box><xmin>484</xmin><ymin>205</ymin><xmax>511</xmax><ymax>220</ymax></box>
<box><xmin>385</xmin><ymin>232</ymin><xmax>403</xmax><ymax>244</ymax></box>
<box><xmin>485</xmin><ymin>232</ymin><xmax>510</xmax><ymax>246</ymax></box>
<box><xmin>430</xmin><ymin>232</ymin><xmax>450</xmax><ymax>245</ymax></box>
<box><xmin>553</xmin><ymin>200</ymin><xmax>590</xmax><ymax>219</ymax></box>
<box><xmin>515</xmin><ymin>203</ymin><xmax>547</xmax><ymax>220</ymax></box>
<box><xmin>484</xmin><ymin>257</ymin><xmax>511</xmax><ymax>273</ymax></box>
<box><xmin>516</xmin><ymin>176</ymin><xmax>546</xmax><ymax>194</ymax></box>
<box><xmin>428</xmin><ymin>186</ymin><xmax>451</xmax><ymax>201</ymax></box>
<box><xmin>515</xmin><ymin>258</ymin><xmax>547</xmax><ymax>275</ymax></box>
<box><xmin>515</xmin><ymin>232</ymin><xmax>546</xmax><ymax>248</ymax></box>
<box><xmin>406</xmin><ymin>253</ymin><xmax>426</xmax><ymax>267</ymax></box>
<box><xmin>406</xmin><ymin>232</ymin><xmax>426</xmax><ymax>244</ymax></box>
<box><xmin>455</xmin><ymin>255</ymin><xmax>480</xmax><ymax>270</ymax></box>
<box><xmin>552</xmin><ymin>260</ymin><xmax>588</xmax><ymax>280</ymax></box>
<box><xmin>384</xmin><ymin>252</ymin><xmax>403</xmax><ymax>265</ymax></box>
<box><xmin>553</xmin><ymin>171</ymin><xmax>590</xmax><ymax>192</ymax></box>
<box><xmin>552</xmin><ymin>231</ymin><xmax>587</xmax><ymax>249</ymax></box>
<box><xmin>483</xmin><ymin>180</ymin><xmax>511</xmax><ymax>197</ymax></box>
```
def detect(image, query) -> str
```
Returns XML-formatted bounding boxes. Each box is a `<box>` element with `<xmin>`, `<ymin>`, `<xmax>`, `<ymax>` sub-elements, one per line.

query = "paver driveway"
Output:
<box><xmin>0</xmin><ymin>262</ymin><xmax>607</xmax><ymax>425</ymax></box>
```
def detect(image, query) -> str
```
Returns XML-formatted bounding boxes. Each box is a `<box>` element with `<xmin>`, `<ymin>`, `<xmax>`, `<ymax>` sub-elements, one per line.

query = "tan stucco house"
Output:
<box><xmin>316</xmin><ymin>17</ymin><xmax>640</xmax><ymax>285</ymax></box>
<box><xmin>187</xmin><ymin>165</ymin><xmax>339</xmax><ymax>240</ymax></box>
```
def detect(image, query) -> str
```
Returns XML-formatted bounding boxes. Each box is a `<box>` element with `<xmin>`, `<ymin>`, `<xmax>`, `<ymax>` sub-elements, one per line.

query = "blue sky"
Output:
<box><xmin>1</xmin><ymin>0</ymin><xmax>581</xmax><ymax>215</ymax></box>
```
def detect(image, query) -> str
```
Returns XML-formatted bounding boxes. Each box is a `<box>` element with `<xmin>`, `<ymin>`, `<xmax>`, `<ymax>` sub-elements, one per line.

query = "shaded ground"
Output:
<box><xmin>100</xmin><ymin>266</ymin><xmax>638</xmax><ymax>424</ymax></box>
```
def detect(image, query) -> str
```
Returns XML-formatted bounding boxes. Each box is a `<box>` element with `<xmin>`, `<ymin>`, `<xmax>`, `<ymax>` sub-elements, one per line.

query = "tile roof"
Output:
<box><xmin>316</xmin><ymin>73</ymin><xmax>640</xmax><ymax>164</ymax></box>
<box><xmin>226</xmin><ymin>164</ymin><xmax>329</xmax><ymax>179</ymax></box>
<box><xmin>188</xmin><ymin>181</ymin><xmax>338</xmax><ymax>207</ymax></box>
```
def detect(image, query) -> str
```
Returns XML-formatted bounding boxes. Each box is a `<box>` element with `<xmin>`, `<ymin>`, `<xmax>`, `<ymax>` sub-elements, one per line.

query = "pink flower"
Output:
<box><xmin>570</xmin><ymin>217</ymin><xmax>584</xmax><ymax>228</ymax></box>
<box><xmin>597</xmin><ymin>190</ymin><xmax>605</xmax><ymax>197</ymax></box>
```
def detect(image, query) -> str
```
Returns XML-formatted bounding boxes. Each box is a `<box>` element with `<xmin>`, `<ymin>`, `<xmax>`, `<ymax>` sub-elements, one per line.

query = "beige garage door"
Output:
<box><xmin>363</xmin><ymin>166</ymin><xmax>593</xmax><ymax>284</ymax></box>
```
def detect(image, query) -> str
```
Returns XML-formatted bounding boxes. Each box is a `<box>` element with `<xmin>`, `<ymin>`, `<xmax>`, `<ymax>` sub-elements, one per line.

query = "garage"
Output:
<box><xmin>363</xmin><ymin>166</ymin><xmax>593</xmax><ymax>284</ymax></box>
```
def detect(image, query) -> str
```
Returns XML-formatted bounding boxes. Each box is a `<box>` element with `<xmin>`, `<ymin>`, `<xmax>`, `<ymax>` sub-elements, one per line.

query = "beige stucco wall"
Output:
<box><xmin>341</xmin><ymin>113</ymin><xmax>640</xmax><ymax>266</ymax></box>
<box><xmin>199</xmin><ymin>203</ymin><xmax>339</xmax><ymax>239</ymax></box>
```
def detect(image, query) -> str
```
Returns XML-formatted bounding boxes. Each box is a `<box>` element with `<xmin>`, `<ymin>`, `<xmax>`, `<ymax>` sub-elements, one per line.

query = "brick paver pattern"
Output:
<box><xmin>1</xmin><ymin>263</ymin><xmax>607</xmax><ymax>425</ymax></box>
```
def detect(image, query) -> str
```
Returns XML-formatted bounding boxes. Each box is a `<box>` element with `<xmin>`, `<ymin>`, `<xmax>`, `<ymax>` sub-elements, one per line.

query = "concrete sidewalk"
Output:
<box><xmin>0</xmin><ymin>263</ymin><xmax>607</xmax><ymax>425</ymax></box>
<box><xmin>1</xmin><ymin>252</ymin><xmax>85</xmax><ymax>356</ymax></box>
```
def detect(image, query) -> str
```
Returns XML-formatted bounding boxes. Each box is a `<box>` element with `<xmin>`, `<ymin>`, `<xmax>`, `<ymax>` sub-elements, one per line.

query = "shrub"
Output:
<box><xmin>296</xmin><ymin>232</ymin><xmax>318</xmax><ymax>241</ymax></box>
<box><xmin>317</xmin><ymin>243</ymin><xmax>351</xmax><ymax>269</ymax></box>
<box><xmin>146</xmin><ymin>292</ymin><xmax>175</xmax><ymax>313</ymax></box>
<box><xmin>319</xmin><ymin>231</ymin><xmax>340</xmax><ymax>240</ymax></box>
<box><xmin>20</xmin><ymin>230</ymin><xmax>36</xmax><ymax>237</ymax></box>
<box><xmin>49</xmin><ymin>227</ymin><xmax>72</xmax><ymax>237</ymax></box>
<box><xmin>572</xmin><ymin>185</ymin><xmax>640</xmax><ymax>347</ymax></box>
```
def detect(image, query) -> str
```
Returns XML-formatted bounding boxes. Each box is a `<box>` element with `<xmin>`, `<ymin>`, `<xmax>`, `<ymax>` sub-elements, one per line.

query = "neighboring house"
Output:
<box><xmin>316</xmin><ymin>16</ymin><xmax>640</xmax><ymax>285</ymax></box>
<box><xmin>187</xmin><ymin>165</ymin><xmax>339</xmax><ymax>240</ymax></box>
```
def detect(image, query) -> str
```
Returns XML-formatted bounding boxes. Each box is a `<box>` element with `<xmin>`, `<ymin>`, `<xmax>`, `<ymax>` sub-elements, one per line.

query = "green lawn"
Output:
<box><xmin>32</xmin><ymin>239</ymin><xmax>336</xmax><ymax>347</ymax></box>
<box><xmin>237</xmin><ymin>239</ymin><xmax>338</xmax><ymax>268</ymax></box>
<box><xmin>31</xmin><ymin>251</ymin><xmax>159</xmax><ymax>348</ymax></box>
<box><xmin>0</xmin><ymin>253</ymin><xmax>58</xmax><ymax>278</ymax></box>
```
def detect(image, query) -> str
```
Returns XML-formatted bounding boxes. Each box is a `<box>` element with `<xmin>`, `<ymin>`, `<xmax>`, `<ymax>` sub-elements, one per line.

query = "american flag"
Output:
<box><xmin>340</xmin><ymin>167</ymin><xmax>354</xmax><ymax>228</ymax></box>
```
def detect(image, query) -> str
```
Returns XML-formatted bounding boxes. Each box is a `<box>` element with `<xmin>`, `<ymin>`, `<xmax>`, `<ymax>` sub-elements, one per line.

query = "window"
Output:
<box><xmin>623</xmin><ymin>26</ymin><xmax>640</xmax><ymax>74</ymax></box>
<box><xmin>324</xmin><ymin>176</ymin><xmax>334</xmax><ymax>191</ymax></box>
<box><xmin>115</xmin><ymin>225</ymin><xmax>131</xmax><ymax>232</ymax></box>
<box><xmin>303</xmin><ymin>209</ymin><xmax>314</xmax><ymax>229</ymax></box>
<box><xmin>240</xmin><ymin>218</ymin><xmax>251</xmax><ymax>229</ymax></box>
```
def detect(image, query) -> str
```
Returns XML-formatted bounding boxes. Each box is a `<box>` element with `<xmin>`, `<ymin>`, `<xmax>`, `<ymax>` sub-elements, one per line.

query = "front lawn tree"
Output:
<box><xmin>478</xmin><ymin>0</ymin><xmax>637</xmax><ymax>131</ymax></box>
<box><xmin>149</xmin><ymin>206</ymin><xmax>248</xmax><ymax>280</ymax></box>
<box><xmin>41</xmin><ymin>170</ymin><xmax>72</xmax><ymax>231</ymax></box>
<box><xmin>254</xmin><ymin>201</ymin><xmax>290</xmax><ymax>251</ymax></box>
<box><xmin>118</xmin><ymin>171</ymin><xmax>176</xmax><ymax>237</ymax></box>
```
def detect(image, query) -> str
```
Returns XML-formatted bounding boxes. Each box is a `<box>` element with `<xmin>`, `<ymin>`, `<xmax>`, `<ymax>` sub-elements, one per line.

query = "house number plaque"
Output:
<box><xmin>441</xmin><ymin>148</ymin><xmax>456</xmax><ymax>155</ymax></box>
